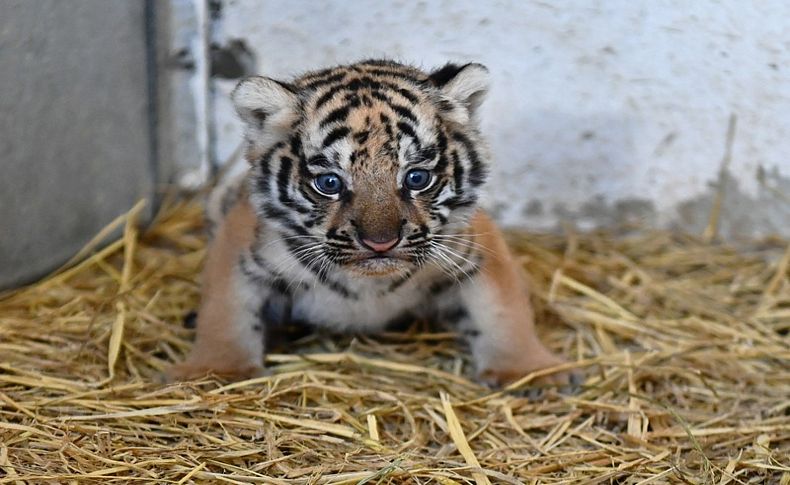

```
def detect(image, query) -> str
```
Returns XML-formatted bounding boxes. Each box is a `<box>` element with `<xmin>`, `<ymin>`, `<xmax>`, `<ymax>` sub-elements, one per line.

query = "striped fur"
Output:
<box><xmin>168</xmin><ymin>60</ymin><xmax>574</xmax><ymax>388</ymax></box>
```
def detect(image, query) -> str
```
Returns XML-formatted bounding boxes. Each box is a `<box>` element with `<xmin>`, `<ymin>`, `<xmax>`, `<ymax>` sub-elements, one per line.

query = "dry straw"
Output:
<box><xmin>0</xmin><ymin>195</ymin><xmax>788</xmax><ymax>484</ymax></box>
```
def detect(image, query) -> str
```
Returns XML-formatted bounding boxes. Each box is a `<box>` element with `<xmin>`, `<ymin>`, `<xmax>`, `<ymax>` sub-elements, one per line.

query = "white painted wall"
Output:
<box><xmin>211</xmin><ymin>0</ymin><xmax>790</xmax><ymax>238</ymax></box>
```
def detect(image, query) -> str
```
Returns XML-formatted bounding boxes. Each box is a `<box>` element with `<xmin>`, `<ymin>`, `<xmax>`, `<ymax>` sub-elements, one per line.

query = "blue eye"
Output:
<box><xmin>314</xmin><ymin>173</ymin><xmax>343</xmax><ymax>195</ymax></box>
<box><xmin>404</xmin><ymin>169</ymin><xmax>431</xmax><ymax>191</ymax></box>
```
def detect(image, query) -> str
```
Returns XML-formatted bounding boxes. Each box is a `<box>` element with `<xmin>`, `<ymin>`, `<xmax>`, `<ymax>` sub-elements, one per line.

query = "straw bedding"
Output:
<box><xmin>0</xmin><ymin>197</ymin><xmax>788</xmax><ymax>484</ymax></box>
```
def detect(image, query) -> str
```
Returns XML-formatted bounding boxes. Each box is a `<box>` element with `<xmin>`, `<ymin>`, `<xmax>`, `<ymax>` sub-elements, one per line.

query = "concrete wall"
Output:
<box><xmin>2</xmin><ymin>1</ymin><xmax>784</xmax><ymax>290</ymax></box>
<box><xmin>0</xmin><ymin>0</ymin><xmax>162</xmax><ymax>288</ymax></box>
<box><xmin>209</xmin><ymin>0</ymin><xmax>789</xmax><ymax>239</ymax></box>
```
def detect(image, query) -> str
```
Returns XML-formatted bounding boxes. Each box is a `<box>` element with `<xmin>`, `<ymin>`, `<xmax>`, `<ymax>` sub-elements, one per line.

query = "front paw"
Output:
<box><xmin>478</xmin><ymin>355</ymin><xmax>583</xmax><ymax>392</ymax></box>
<box><xmin>164</xmin><ymin>361</ymin><xmax>264</xmax><ymax>383</ymax></box>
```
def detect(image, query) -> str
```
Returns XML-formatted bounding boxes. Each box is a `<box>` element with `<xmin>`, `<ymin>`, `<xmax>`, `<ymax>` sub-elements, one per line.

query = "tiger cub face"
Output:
<box><xmin>232</xmin><ymin>60</ymin><xmax>490</xmax><ymax>277</ymax></box>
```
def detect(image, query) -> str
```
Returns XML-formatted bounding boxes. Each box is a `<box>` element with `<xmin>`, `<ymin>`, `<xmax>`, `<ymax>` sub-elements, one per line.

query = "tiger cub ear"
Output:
<box><xmin>232</xmin><ymin>76</ymin><xmax>299</xmax><ymax>133</ymax></box>
<box><xmin>429</xmin><ymin>63</ymin><xmax>489</xmax><ymax>124</ymax></box>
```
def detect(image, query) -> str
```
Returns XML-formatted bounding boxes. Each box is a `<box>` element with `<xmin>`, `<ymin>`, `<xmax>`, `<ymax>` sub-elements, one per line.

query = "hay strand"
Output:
<box><xmin>0</xmin><ymin>197</ymin><xmax>788</xmax><ymax>483</ymax></box>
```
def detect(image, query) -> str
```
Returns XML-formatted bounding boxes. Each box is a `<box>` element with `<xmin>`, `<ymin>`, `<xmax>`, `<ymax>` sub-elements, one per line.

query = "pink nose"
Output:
<box><xmin>362</xmin><ymin>237</ymin><xmax>399</xmax><ymax>253</ymax></box>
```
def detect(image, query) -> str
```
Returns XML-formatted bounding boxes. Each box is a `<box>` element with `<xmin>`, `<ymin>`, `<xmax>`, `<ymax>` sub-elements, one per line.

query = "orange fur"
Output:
<box><xmin>466</xmin><ymin>211</ymin><xmax>569</xmax><ymax>386</ymax></box>
<box><xmin>167</xmin><ymin>198</ymin><xmax>264</xmax><ymax>381</ymax></box>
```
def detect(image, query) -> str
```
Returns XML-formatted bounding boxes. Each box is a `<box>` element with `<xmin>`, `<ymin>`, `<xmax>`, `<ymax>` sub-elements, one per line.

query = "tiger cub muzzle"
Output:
<box><xmin>333</xmin><ymin>180</ymin><xmax>423</xmax><ymax>275</ymax></box>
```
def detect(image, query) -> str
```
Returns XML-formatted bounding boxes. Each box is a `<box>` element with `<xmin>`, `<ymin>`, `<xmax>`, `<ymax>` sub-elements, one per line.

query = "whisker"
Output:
<box><xmin>431</xmin><ymin>240</ymin><xmax>478</xmax><ymax>269</ymax></box>
<box><xmin>430</xmin><ymin>242</ymin><xmax>476</xmax><ymax>282</ymax></box>
<box><xmin>434</xmin><ymin>232</ymin><xmax>492</xmax><ymax>238</ymax></box>
<box><xmin>428</xmin><ymin>244</ymin><xmax>465</xmax><ymax>284</ymax></box>
<box><xmin>432</xmin><ymin>235</ymin><xmax>494</xmax><ymax>256</ymax></box>
<box><xmin>256</xmin><ymin>233</ymin><xmax>323</xmax><ymax>253</ymax></box>
<box><xmin>269</xmin><ymin>243</ymin><xmax>324</xmax><ymax>277</ymax></box>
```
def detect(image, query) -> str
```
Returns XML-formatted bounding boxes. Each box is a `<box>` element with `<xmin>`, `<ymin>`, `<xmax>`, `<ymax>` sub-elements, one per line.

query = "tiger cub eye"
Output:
<box><xmin>404</xmin><ymin>169</ymin><xmax>431</xmax><ymax>191</ymax></box>
<box><xmin>314</xmin><ymin>173</ymin><xmax>343</xmax><ymax>195</ymax></box>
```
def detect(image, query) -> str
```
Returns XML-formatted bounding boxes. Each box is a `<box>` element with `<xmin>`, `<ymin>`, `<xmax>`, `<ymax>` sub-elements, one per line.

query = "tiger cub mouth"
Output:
<box><xmin>347</xmin><ymin>256</ymin><xmax>411</xmax><ymax>276</ymax></box>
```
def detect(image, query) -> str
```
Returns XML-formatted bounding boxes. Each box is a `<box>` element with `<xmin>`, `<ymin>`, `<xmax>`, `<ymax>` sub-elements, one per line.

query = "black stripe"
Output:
<box><xmin>379</xmin><ymin>113</ymin><xmax>394</xmax><ymax>137</ymax></box>
<box><xmin>326</xmin><ymin>241</ymin><xmax>355</xmax><ymax>249</ymax></box>
<box><xmin>315</xmin><ymin>84</ymin><xmax>346</xmax><ymax>109</ymax></box>
<box><xmin>239</xmin><ymin>254</ymin><xmax>294</xmax><ymax>295</ymax></box>
<box><xmin>301</xmin><ymin>71</ymin><xmax>346</xmax><ymax>91</ymax></box>
<box><xmin>387</xmin><ymin>271</ymin><xmax>414</xmax><ymax>291</ymax></box>
<box><xmin>319</xmin><ymin>105</ymin><xmax>351</xmax><ymax>128</ymax></box>
<box><xmin>437</xmin><ymin>98</ymin><xmax>455</xmax><ymax>113</ymax></box>
<box><xmin>383</xmin><ymin>312</ymin><xmax>417</xmax><ymax>332</ymax></box>
<box><xmin>322</xmin><ymin>126</ymin><xmax>351</xmax><ymax>148</ymax></box>
<box><xmin>417</xmin><ymin>145</ymin><xmax>438</xmax><ymax>163</ymax></box>
<box><xmin>353</xmin><ymin>148</ymin><xmax>369</xmax><ymax>165</ymax></box>
<box><xmin>436</xmin><ymin>129</ymin><xmax>448</xmax><ymax>155</ymax></box>
<box><xmin>319</xmin><ymin>96</ymin><xmax>360</xmax><ymax>128</ymax></box>
<box><xmin>313</xmin><ymin>77</ymin><xmax>420</xmax><ymax>109</ymax></box>
<box><xmin>239</xmin><ymin>255</ymin><xmax>265</xmax><ymax>286</ymax></box>
<box><xmin>289</xmin><ymin>135</ymin><xmax>303</xmax><ymax>160</ymax></box>
<box><xmin>434</xmin><ymin>153</ymin><xmax>449</xmax><ymax>174</ymax></box>
<box><xmin>343</xmin><ymin>92</ymin><xmax>361</xmax><ymax>104</ymax></box>
<box><xmin>390</xmin><ymin>104</ymin><xmax>418</xmax><ymax>124</ymax></box>
<box><xmin>314</xmin><ymin>77</ymin><xmax>378</xmax><ymax>109</ymax></box>
<box><xmin>276</xmin><ymin>156</ymin><xmax>309</xmax><ymax>214</ymax></box>
<box><xmin>370</xmin><ymin>89</ymin><xmax>422</xmax><ymax>121</ymax></box>
<box><xmin>359</xmin><ymin>67</ymin><xmax>424</xmax><ymax>84</ymax></box>
<box><xmin>397</xmin><ymin>121</ymin><xmax>417</xmax><ymax>140</ymax></box>
<box><xmin>249</xmin><ymin>242</ymin><xmax>270</xmax><ymax>270</ymax></box>
<box><xmin>297</xmin><ymin>182</ymin><xmax>320</xmax><ymax>206</ymax></box>
<box><xmin>262</xmin><ymin>203</ymin><xmax>310</xmax><ymax>235</ymax></box>
<box><xmin>339</xmin><ymin>187</ymin><xmax>354</xmax><ymax>205</ymax></box>
<box><xmin>307</xmin><ymin>155</ymin><xmax>333</xmax><ymax>169</ymax></box>
<box><xmin>441</xmin><ymin>195</ymin><xmax>477</xmax><ymax>210</ymax></box>
<box><xmin>298</xmin><ymin>155</ymin><xmax>312</xmax><ymax>179</ymax></box>
<box><xmin>369</xmin><ymin>90</ymin><xmax>390</xmax><ymax>104</ymax></box>
<box><xmin>257</xmin><ymin>142</ymin><xmax>285</xmax><ymax>177</ymax></box>
<box><xmin>260</xmin><ymin>294</ymin><xmax>291</xmax><ymax>328</ymax></box>
<box><xmin>442</xmin><ymin>306</ymin><xmax>468</xmax><ymax>325</ymax></box>
<box><xmin>277</xmin><ymin>156</ymin><xmax>293</xmax><ymax>197</ymax></box>
<box><xmin>255</xmin><ymin>170</ymin><xmax>270</xmax><ymax>197</ymax></box>
<box><xmin>452</xmin><ymin>150</ymin><xmax>465</xmax><ymax>189</ymax></box>
<box><xmin>397</xmin><ymin>90</ymin><xmax>420</xmax><ymax>104</ymax></box>
<box><xmin>386</xmin><ymin>84</ymin><xmax>420</xmax><ymax>104</ymax></box>
<box><xmin>304</xmin><ymin>213</ymin><xmax>325</xmax><ymax>228</ymax></box>
<box><xmin>406</xmin><ymin>224</ymin><xmax>429</xmax><ymax>241</ymax></box>
<box><xmin>452</xmin><ymin>132</ymin><xmax>487</xmax><ymax>187</ymax></box>
<box><xmin>428</xmin><ymin>179</ymin><xmax>448</xmax><ymax>203</ymax></box>
<box><xmin>433</xmin><ymin>129</ymin><xmax>450</xmax><ymax>174</ymax></box>
<box><xmin>289</xmin><ymin>116</ymin><xmax>302</xmax><ymax>130</ymax></box>
<box><xmin>326</xmin><ymin>227</ymin><xmax>353</xmax><ymax>242</ymax></box>
<box><xmin>428</xmin><ymin>278</ymin><xmax>455</xmax><ymax>295</ymax></box>
<box><xmin>352</xmin><ymin>130</ymin><xmax>369</xmax><ymax>144</ymax></box>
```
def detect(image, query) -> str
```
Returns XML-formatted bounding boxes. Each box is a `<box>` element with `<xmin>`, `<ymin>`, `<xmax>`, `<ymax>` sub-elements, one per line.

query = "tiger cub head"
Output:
<box><xmin>233</xmin><ymin>60</ymin><xmax>490</xmax><ymax>277</ymax></box>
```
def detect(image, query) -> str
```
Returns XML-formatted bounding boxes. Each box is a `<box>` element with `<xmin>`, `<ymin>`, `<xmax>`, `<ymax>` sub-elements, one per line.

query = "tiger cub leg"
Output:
<box><xmin>166</xmin><ymin>199</ymin><xmax>266</xmax><ymax>381</ymax></box>
<box><xmin>458</xmin><ymin>212</ymin><xmax>572</xmax><ymax>388</ymax></box>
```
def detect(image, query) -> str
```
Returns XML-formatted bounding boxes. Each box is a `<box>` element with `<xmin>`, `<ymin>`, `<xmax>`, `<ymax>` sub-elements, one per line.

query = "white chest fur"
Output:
<box><xmin>290</xmin><ymin>282</ymin><xmax>418</xmax><ymax>332</ymax></box>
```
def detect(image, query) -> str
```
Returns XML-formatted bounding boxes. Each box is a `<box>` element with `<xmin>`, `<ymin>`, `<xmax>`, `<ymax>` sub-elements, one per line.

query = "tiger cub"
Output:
<box><xmin>168</xmin><ymin>60</ymin><xmax>573</xmax><ymax>387</ymax></box>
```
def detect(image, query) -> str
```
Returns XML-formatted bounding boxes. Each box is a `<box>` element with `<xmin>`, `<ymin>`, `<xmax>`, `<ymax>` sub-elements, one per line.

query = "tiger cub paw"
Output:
<box><xmin>163</xmin><ymin>361</ymin><xmax>265</xmax><ymax>383</ymax></box>
<box><xmin>477</xmin><ymin>353</ymin><xmax>583</xmax><ymax>394</ymax></box>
